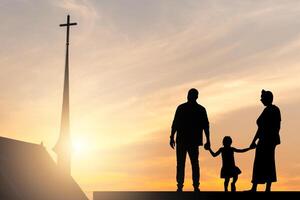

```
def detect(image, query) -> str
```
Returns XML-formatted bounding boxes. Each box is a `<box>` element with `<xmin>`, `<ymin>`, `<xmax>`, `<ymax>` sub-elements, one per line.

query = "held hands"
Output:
<box><xmin>169</xmin><ymin>137</ymin><xmax>175</xmax><ymax>149</ymax></box>
<box><xmin>250</xmin><ymin>142</ymin><xmax>257</xmax><ymax>149</ymax></box>
<box><xmin>204</xmin><ymin>141</ymin><xmax>211</xmax><ymax>150</ymax></box>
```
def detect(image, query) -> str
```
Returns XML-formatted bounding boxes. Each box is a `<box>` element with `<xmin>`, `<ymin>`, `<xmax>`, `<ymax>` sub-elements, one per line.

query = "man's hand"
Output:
<box><xmin>170</xmin><ymin>137</ymin><xmax>175</xmax><ymax>149</ymax></box>
<box><xmin>204</xmin><ymin>142</ymin><xmax>210</xmax><ymax>150</ymax></box>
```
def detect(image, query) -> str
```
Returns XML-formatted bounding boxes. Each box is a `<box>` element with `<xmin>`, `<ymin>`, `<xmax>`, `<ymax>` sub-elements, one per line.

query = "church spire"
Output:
<box><xmin>54</xmin><ymin>15</ymin><xmax>77</xmax><ymax>174</ymax></box>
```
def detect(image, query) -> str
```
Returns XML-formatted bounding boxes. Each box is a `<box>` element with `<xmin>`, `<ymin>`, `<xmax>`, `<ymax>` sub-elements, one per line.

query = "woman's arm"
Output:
<box><xmin>250</xmin><ymin>129</ymin><xmax>260</xmax><ymax>148</ymax></box>
<box><xmin>208</xmin><ymin>148</ymin><xmax>221</xmax><ymax>157</ymax></box>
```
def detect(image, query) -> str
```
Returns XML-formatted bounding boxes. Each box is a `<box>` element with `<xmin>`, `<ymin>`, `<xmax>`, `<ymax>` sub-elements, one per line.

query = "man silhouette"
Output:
<box><xmin>170</xmin><ymin>88</ymin><xmax>210</xmax><ymax>192</ymax></box>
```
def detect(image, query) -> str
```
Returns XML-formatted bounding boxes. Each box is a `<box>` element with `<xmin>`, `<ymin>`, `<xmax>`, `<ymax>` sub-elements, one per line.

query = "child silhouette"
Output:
<box><xmin>208</xmin><ymin>136</ymin><xmax>253</xmax><ymax>192</ymax></box>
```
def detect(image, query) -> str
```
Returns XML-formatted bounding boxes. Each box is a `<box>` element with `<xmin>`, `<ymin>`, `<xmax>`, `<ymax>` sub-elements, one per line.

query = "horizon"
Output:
<box><xmin>0</xmin><ymin>0</ymin><xmax>299</xmax><ymax>195</ymax></box>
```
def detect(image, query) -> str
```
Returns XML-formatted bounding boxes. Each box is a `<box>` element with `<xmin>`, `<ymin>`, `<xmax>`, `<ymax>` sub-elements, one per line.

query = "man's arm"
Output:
<box><xmin>170</xmin><ymin>128</ymin><xmax>176</xmax><ymax>149</ymax></box>
<box><xmin>204</xmin><ymin>127</ymin><xmax>210</xmax><ymax>150</ymax></box>
<box><xmin>170</xmin><ymin>107</ymin><xmax>179</xmax><ymax>149</ymax></box>
<box><xmin>203</xmin><ymin>108</ymin><xmax>210</xmax><ymax>150</ymax></box>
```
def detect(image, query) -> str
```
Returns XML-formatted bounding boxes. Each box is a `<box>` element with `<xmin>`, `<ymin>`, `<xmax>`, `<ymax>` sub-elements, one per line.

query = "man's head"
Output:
<box><xmin>187</xmin><ymin>88</ymin><xmax>198</xmax><ymax>102</ymax></box>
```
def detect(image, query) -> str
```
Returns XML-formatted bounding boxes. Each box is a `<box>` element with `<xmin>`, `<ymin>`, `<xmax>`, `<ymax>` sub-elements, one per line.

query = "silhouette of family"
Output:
<box><xmin>169</xmin><ymin>88</ymin><xmax>281</xmax><ymax>192</ymax></box>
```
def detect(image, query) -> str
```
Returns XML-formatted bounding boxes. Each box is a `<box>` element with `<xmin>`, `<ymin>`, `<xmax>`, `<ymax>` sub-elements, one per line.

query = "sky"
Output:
<box><xmin>0</xmin><ymin>0</ymin><xmax>300</xmax><ymax>196</ymax></box>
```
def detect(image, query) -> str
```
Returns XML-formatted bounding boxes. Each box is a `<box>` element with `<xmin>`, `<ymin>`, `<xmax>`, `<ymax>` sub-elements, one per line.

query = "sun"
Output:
<box><xmin>72</xmin><ymin>137</ymin><xmax>89</xmax><ymax>156</ymax></box>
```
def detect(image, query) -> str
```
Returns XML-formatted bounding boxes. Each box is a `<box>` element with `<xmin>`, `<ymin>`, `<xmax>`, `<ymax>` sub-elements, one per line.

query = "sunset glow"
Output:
<box><xmin>0</xmin><ymin>0</ymin><xmax>300</xmax><ymax>196</ymax></box>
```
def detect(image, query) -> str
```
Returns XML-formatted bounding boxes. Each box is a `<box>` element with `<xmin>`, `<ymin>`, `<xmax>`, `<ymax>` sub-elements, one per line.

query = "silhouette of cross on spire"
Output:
<box><xmin>60</xmin><ymin>15</ymin><xmax>77</xmax><ymax>45</ymax></box>
<box><xmin>54</xmin><ymin>15</ymin><xmax>77</xmax><ymax>174</ymax></box>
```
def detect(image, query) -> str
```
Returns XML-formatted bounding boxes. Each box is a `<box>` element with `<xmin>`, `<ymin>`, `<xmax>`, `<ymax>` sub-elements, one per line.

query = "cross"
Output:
<box><xmin>60</xmin><ymin>14</ymin><xmax>77</xmax><ymax>45</ymax></box>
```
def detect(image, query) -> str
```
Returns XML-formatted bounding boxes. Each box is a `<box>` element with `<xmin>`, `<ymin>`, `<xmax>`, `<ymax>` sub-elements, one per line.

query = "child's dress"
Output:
<box><xmin>220</xmin><ymin>147</ymin><xmax>241</xmax><ymax>178</ymax></box>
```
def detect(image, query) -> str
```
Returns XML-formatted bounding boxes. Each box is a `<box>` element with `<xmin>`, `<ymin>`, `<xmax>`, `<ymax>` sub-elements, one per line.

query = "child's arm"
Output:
<box><xmin>233</xmin><ymin>147</ymin><xmax>253</xmax><ymax>153</ymax></box>
<box><xmin>208</xmin><ymin>147</ymin><xmax>222</xmax><ymax>157</ymax></box>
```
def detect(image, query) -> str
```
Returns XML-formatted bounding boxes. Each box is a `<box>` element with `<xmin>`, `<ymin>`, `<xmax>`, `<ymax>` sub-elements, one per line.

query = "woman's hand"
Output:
<box><xmin>250</xmin><ymin>142</ymin><xmax>257</xmax><ymax>149</ymax></box>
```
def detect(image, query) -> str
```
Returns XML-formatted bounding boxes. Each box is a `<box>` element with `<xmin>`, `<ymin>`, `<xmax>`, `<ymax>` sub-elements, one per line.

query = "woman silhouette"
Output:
<box><xmin>249</xmin><ymin>90</ymin><xmax>281</xmax><ymax>192</ymax></box>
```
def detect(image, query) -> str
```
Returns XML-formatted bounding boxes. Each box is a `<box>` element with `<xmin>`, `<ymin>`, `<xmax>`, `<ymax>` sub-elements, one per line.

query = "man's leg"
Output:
<box><xmin>188</xmin><ymin>145</ymin><xmax>200</xmax><ymax>191</ymax></box>
<box><xmin>176</xmin><ymin>143</ymin><xmax>187</xmax><ymax>191</ymax></box>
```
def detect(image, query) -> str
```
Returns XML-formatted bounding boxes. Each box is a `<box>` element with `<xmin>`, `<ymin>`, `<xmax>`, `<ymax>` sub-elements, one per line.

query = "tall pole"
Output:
<box><xmin>54</xmin><ymin>15</ymin><xmax>77</xmax><ymax>174</ymax></box>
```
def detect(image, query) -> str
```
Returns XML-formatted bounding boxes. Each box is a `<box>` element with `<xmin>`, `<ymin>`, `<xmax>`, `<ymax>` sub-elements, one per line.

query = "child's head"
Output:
<box><xmin>222</xmin><ymin>136</ymin><xmax>232</xmax><ymax>147</ymax></box>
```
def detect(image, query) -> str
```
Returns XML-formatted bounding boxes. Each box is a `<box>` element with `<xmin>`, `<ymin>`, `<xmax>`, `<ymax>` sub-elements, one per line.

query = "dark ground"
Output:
<box><xmin>93</xmin><ymin>191</ymin><xmax>300</xmax><ymax>200</ymax></box>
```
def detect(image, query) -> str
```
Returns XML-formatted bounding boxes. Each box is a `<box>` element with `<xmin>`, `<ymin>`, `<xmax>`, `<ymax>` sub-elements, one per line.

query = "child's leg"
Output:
<box><xmin>224</xmin><ymin>178</ymin><xmax>230</xmax><ymax>192</ymax></box>
<box><xmin>231</xmin><ymin>175</ymin><xmax>238</xmax><ymax>192</ymax></box>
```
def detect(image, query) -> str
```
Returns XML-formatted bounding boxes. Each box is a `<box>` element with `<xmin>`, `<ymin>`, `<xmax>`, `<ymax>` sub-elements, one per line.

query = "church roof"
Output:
<box><xmin>0</xmin><ymin>136</ymin><xmax>88</xmax><ymax>200</ymax></box>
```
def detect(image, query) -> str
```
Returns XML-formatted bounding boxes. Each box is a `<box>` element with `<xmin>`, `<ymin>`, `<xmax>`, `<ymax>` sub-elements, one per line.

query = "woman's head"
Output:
<box><xmin>261</xmin><ymin>89</ymin><xmax>273</xmax><ymax>106</ymax></box>
<box><xmin>223</xmin><ymin>136</ymin><xmax>232</xmax><ymax>147</ymax></box>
